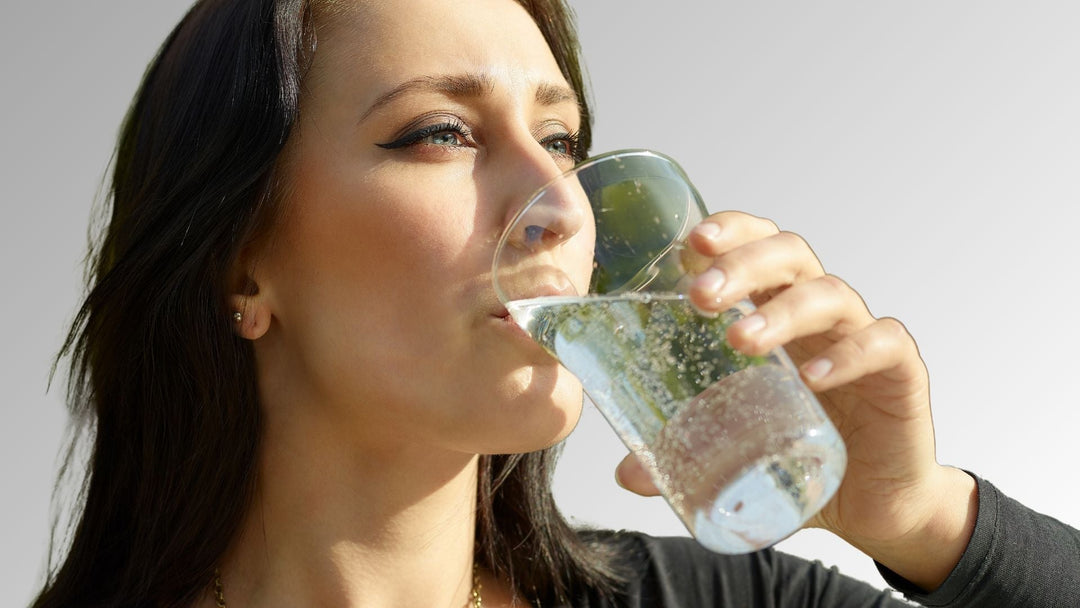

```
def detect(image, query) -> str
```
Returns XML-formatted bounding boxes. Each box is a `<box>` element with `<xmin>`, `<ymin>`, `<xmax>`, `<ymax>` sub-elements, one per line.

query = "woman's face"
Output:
<box><xmin>250</xmin><ymin>0</ymin><xmax>592</xmax><ymax>455</ymax></box>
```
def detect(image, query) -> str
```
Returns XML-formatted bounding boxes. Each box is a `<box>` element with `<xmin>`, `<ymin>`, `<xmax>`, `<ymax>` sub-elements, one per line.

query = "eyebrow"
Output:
<box><xmin>359</xmin><ymin>73</ymin><xmax>580</xmax><ymax>122</ymax></box>
<box><xmin>534</xmin><ymin>81</ymin><xmax>579</xmax><ymax>107</ymax></box>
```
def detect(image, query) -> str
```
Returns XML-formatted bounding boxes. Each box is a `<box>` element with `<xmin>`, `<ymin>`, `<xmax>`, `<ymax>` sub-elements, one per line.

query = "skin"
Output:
<box><xmin>216</xmin><ymin>0</ymin><xmax>977</xmax><ymax>604</ymax></box>
<box><xmin>223</xmin><ymin>0</ymin><xmax>588</xmax><ymax>605</ymax></box>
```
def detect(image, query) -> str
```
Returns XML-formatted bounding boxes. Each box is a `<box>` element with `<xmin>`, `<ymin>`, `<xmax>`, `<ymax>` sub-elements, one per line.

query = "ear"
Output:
<box><xmin>228</xmin><ymin>284</ymin><xmax>271</xmax><ymax>341</ymax></box>
<box><xmin>227</xmin><ymin>252</ymin><xmax>272</xmax><ymax>341</ymax></box>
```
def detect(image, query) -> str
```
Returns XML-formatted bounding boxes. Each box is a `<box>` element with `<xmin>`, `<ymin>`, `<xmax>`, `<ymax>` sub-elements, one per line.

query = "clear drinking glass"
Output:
<box><xmin>493</xmin><ymin>149</ymin><xmax>847</xmax><ymax>553</ymax></box>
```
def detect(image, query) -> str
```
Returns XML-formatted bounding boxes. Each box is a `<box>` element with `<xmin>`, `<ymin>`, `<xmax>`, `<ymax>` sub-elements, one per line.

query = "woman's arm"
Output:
<box><xmin>613</xmin><ymin>210</ymin><xmax>1080</xmax><ymax>605</ymax></box>
<box><xmin>878</xmin><ymin>474</ymin><xmax>1080</xmax><ymax>606</ymax></box>
<box><xmin>837</xmin><ymin>465</ymin><xmax>977</xmax><ymax>592</ymax></box>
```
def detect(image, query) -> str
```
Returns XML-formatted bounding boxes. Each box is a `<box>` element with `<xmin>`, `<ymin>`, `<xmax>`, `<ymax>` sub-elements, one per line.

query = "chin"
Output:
<box><xmin>547</xmin><ymin>379</ymin><xmax>585</xmax><ymax>442</ymax></box>
<box><xmin>482</xmin><ymin>372</ymin><xmax>584</xmax><ymax>454</ymax></box>
<box><xmin>526</xmin><ymin>376</ymin><xmax>585</xmax><ymax>450</ymax></box>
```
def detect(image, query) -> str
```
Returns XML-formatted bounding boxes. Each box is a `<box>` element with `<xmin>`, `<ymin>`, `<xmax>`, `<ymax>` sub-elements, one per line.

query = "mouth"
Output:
<box><xmin>480</xmin><ymin>263</ymin><xmax>580</xmax><ymax>349</ymax></box>
<box><xmin>489</xmin><ymin>281</ymin><xmax>577</xmax><ymax>318</ymax></box>
<box><xmin>493</xmin><ymin>307</ymin><xmax>514</xmax><ymax>327</ymax></box>
<box><xmin>493</xmin><ymin>307</ymin><xmax>535</xmax><ymax>345</ymax></box>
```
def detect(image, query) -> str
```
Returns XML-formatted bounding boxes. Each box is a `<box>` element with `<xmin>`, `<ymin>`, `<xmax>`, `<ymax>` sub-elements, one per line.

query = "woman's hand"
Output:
<box><xmin>614</xmin><ymin>211</ymin><xmax>977</xmax><ymax>591</ymax></box>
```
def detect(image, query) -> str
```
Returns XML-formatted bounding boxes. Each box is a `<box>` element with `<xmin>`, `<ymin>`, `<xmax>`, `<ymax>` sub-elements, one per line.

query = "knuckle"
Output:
<box><xmin>707</xmin><ymin>210</ymin><xmax>747</xmax><ymax>229</ymax></box>
<box><xmin>848</xmin><ymin>318</ymin><xmax>905</xmax><ymax>364</ymax></box>
<box><xmin>818</xmin><ymin>274</ymin><xmax>851</xmax><ymax>297</ymax></box>
<box><xmin>819</xmin><ymin>274</ymin><xmax>871</xmax><ymax>317</ymax></box>
<box><xmin>875</xmin><ymin>316</ymin><xmax>918</xmax><ymax>355</ymax></box>
<box><xmin>875</xmin><ymin>316</ymin><xmax>910</xmax><ymax>341</ymax></box>
<box><xmin>772</xmin><ymin>232</ymin><xmax>804</xmax><ymax>263</ymax></box>
<box><xmin>712</xmin><ymin>211</ymin><xmax>779</xmax><ymax>235</ymax></box>
<box><xmin>776</xmin><ymin>229</ymin><xmax>808</xmax><ymax>249</ymax></box>
<box><xmin>777</xmin><ymin>230</ymin><xmax>824</xmax><ymax>280</ymax></box>
<box><xmin>759</xmin><ymin>216</ymin><xmax>780</xmax><ymax>235</ymax></box>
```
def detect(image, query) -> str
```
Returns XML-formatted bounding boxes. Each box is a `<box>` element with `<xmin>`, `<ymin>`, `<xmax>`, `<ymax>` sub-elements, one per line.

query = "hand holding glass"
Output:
<box><xmin>493</xmin><ymin>150</ymin><xmax>846</xmax><ymax>553</ymax></box>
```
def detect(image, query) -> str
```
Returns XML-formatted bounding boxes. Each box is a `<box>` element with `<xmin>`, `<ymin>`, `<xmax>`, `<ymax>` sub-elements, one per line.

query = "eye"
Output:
<box><xmin>425</xmin><ymin>129</ymin><xmax>466</xmax><ymax>146</ymax></box>
<box><xmin>539</xmin><ymin>130</ymin><xmax>582</xmax><ymax>164</ymax></box>
<box><xmin>546</xmin><ymin>139</ymin><xmax>570</xmax><ymax>156</ymax></box>
<box><xmin>376</xmin><ymin>118</ymin><xmax>473</xmax><ymax>150</ymax></box>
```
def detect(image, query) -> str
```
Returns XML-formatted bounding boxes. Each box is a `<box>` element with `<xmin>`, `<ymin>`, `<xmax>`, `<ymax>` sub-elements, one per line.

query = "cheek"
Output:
<box><xmin>358</xmin><ymin>166</ymin><xmax>481</xmax><ymax>273</ymax></box>
<box><xmin>278</xmin><ymin>162</ymin><xmax>477</xmax><ymax>303</ymax></box>
<box><xmin>261</xmin><ymin>159</ymin><xmax>491</xmax><ymax>404</ymax></box>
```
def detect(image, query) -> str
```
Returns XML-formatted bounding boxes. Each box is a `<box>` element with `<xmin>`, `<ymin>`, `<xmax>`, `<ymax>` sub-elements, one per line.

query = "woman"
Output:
<box><xmin>32</xmin><ymin>0</ymin><xmax>1079</xmax><ymax>606</ymax></box>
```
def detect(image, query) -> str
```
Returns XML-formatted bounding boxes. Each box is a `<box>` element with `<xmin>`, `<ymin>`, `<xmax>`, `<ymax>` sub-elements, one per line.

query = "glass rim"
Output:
<box><xmin>494</xmin><ymin>148</ymin><xmax>680</xmax><ymax>256</ymax></box>
<box><xmin>492</xmin><ymin>148</ymin><xmax>702</xmax><ymax>303</ymax></box>
<box><xmin>517</xmin><ymin>148</ymin><xmax>680</xmax><ymax>222</ymax></box>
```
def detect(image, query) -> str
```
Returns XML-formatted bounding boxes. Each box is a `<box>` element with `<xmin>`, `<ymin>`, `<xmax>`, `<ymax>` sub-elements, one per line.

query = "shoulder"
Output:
<box><xmin>573</xmin><ymin>530</ymin><xmax>773</xmax><ymax>606</ymax></box>
<box><xmin>590</xmin><ymin>530</ymin><xmax>739</xmax><ymax>571</ymax></box>
<box><xmin>585</xmin><ymin>528</ymin><xmax>776</xmax><ymax>574</ymax></box>
<box><xmin>574</xmin><ymin>530</ymin><xmax>899</xmax><ymax>608</ymax></box>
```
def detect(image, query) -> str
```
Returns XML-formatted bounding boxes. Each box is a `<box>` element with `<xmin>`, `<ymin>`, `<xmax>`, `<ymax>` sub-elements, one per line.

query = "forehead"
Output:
<box><xmin>308</xmin><ymin>0</ymin><xmax>569</xmax><ymax>101</ymax></box>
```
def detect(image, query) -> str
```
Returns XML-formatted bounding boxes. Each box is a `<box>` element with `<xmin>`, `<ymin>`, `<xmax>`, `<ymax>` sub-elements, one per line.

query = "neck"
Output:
<box><xmin>218</xmin><ymin>401</ymin><xmax>480</xmax><ymax>608</ymax></box>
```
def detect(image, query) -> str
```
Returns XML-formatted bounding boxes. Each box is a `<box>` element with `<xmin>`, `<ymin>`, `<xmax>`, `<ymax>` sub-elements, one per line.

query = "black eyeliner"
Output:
<box><xmin>376</xmin><ymin>119</ymin><xmax>469</xmax><ymax>150</ymax></box>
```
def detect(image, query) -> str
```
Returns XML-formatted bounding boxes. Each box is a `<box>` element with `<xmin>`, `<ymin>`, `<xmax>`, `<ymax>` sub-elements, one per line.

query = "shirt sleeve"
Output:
<box><xmin>875</xmin><ymin>473</ymin><xmax>1080</xmax><ymax>607</ymax></box>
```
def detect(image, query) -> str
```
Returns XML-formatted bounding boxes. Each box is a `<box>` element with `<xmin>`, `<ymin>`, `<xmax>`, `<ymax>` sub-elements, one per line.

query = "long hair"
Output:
<box><xmin>33</xmin><ymin>1</ymin><xmax>617</xmax><ymax>607</ymax></box>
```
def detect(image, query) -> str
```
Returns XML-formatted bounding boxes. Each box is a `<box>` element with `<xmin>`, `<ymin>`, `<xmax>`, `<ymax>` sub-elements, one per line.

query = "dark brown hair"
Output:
<box><xmin>33</xmin><ymin>1</ymin><xmax>618</xmax><ymax>607</ymax></box>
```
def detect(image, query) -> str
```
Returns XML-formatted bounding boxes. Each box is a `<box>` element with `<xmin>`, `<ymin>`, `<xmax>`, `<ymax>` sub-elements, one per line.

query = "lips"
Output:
<box><xmin>493</xmin><ymin>282</ymin><xmax>577</xmax><ymax>315</ymax></box>
<box><xmin>491</xmin><ymin>302</ymin><xmax>534</xmax><ymax>343</ymax></box>
<box><xmin>478</xmin><ymin>258</ymin><xmax>582</xmax><ymax>337</ymax></box>
<box><xmin>485</xmin><ymin>280</ymin><xmax>576</xmax><ymax>347</ymax></box>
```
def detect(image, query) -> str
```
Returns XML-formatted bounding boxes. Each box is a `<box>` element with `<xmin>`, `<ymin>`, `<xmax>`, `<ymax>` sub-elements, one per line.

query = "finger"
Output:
<box><xmin>615</xmin><ymin>452</ymin><xmax>662</xmax><ymax>497</ymax></box>
<box><xmin>799</xmin><ymin>317</ymin><xmax>927</xmax><ymax>399</ymax></box>
<box><xmin>688</xmin><ymin>230</ymin><xmax>825</xmax><ymax>314</ymax></box>
<box><xmin>726</xmin><ymin>274</ymin><xmax>873</xmax><ymax>356</ymax></box>
<box><xmin>688</xmin><ymin>211</ymin><xmax>780</xmax><ymax>257</ymax></box>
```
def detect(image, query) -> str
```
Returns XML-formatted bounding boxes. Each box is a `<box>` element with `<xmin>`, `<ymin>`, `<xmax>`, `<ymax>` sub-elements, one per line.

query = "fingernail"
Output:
<box><xmin>614</xmin><ymin>458</ymin><xmax>634</xmax><ymax>490</ymax></box>
<box><xmin>734</xmin><ymin>313</ymin><xmax>766</xmax><ymax>335</ymax></box>
<box><xmin>693</xmin><ymin>222</ymin><xmax>722</xmax><ymax>243</ymax></box>
<box><xmin>802</xmin><ymin>358</ymin><xmax>834</xmax><ymax>381</ymax></box>
<box><xmin>694</xmin><ymin>268</ymin><xmax>726</xmax><ymax>303</ymax></box>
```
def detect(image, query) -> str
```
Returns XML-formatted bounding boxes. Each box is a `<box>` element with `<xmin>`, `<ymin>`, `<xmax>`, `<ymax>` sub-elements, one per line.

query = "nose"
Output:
<box><xmin>491</xmin><ymin>138</ymin><xmax>596</xmax><ymax>304</ymax></box>
<box><xmin>504</xmin><ymin>176</ymin><xmax>589</xmax><ymax>252</ymax></box>
<box><xmin>499</xmin><ymin>144</ymin><xmax>590</xmax><ymax>252</ymax></box>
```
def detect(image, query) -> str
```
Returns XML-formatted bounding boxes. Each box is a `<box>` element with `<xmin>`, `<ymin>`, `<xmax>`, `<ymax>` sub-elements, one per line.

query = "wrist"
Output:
<box><xmin>849</xmin><ymin>466</ymin><xmax>979</xmax><ymax>592</ymax></box>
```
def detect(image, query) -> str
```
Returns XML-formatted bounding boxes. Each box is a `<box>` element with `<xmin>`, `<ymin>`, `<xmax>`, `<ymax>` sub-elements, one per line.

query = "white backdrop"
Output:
<box><xmin>4</xmin><ymin>2</ymin><xmax>1078</xmax><ymax>605</ymax></box>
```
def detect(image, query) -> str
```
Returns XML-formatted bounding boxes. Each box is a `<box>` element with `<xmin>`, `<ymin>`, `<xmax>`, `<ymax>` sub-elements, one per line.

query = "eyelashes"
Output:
<box><xmin>375</xmin><ymin>117</ymin><xmax>472</xmax><ymax>150</ymax></box>
<box><xmin>376</xmin><ymin>116</ymin><xmax>583</xmax><ymax>164</ymax></box>
<box><xmin>539</xmin><ymin>129</ymin><xmax>583</xmax><ymax>163</ymax></box>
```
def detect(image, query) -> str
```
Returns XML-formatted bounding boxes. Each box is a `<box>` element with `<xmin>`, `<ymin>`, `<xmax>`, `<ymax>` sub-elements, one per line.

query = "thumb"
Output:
<box><xmin>615</xmin><ymin>452</ymin><xmax>662</xmax><ymax>497</ymax></box>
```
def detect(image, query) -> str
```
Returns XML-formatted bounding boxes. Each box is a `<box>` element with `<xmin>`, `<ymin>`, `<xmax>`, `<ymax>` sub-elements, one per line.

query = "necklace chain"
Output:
<box><xmin>212</xmin><ymin>565</ymin><xmax>481</xmax><ymax>607</ymax></box>
<box><xmin>472</xmin><ymin>563</ymin><xmax>483</xmax><ymax>608</ymax></box>
<box><xmin>212</xmin><ymin>569</ymin><xmax>226</xmax><ymax>608</ymax></box>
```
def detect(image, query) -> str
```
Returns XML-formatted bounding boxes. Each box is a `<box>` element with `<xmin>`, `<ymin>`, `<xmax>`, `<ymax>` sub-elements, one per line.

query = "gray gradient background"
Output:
<box><xmin>4</xmin><ymin>1</ymin><xmax>1079</xmax><ymax>604</ymax></box>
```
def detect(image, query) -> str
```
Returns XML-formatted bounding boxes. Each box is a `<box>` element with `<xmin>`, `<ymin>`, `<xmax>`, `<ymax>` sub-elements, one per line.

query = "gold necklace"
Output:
<box><xmin>212</xmin><ymin>569</ymin><xmax>226</xmax><ymax>608</ymax></box>
<box><xmin>471</xmin><ymin>564</ymin><xmax>483</xmax><ymax>608</ymax></box>
<box><xmin>213</xmin><ymin>565</ymin><xmax>482</xmax><ymax>607</ymax></box>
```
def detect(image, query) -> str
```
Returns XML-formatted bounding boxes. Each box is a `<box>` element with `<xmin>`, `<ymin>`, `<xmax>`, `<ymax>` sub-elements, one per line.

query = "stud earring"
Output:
<box><xmin>232</xmin><ymin>311</ymin><xmax>243</xmax><ymax>323</ymax></box>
